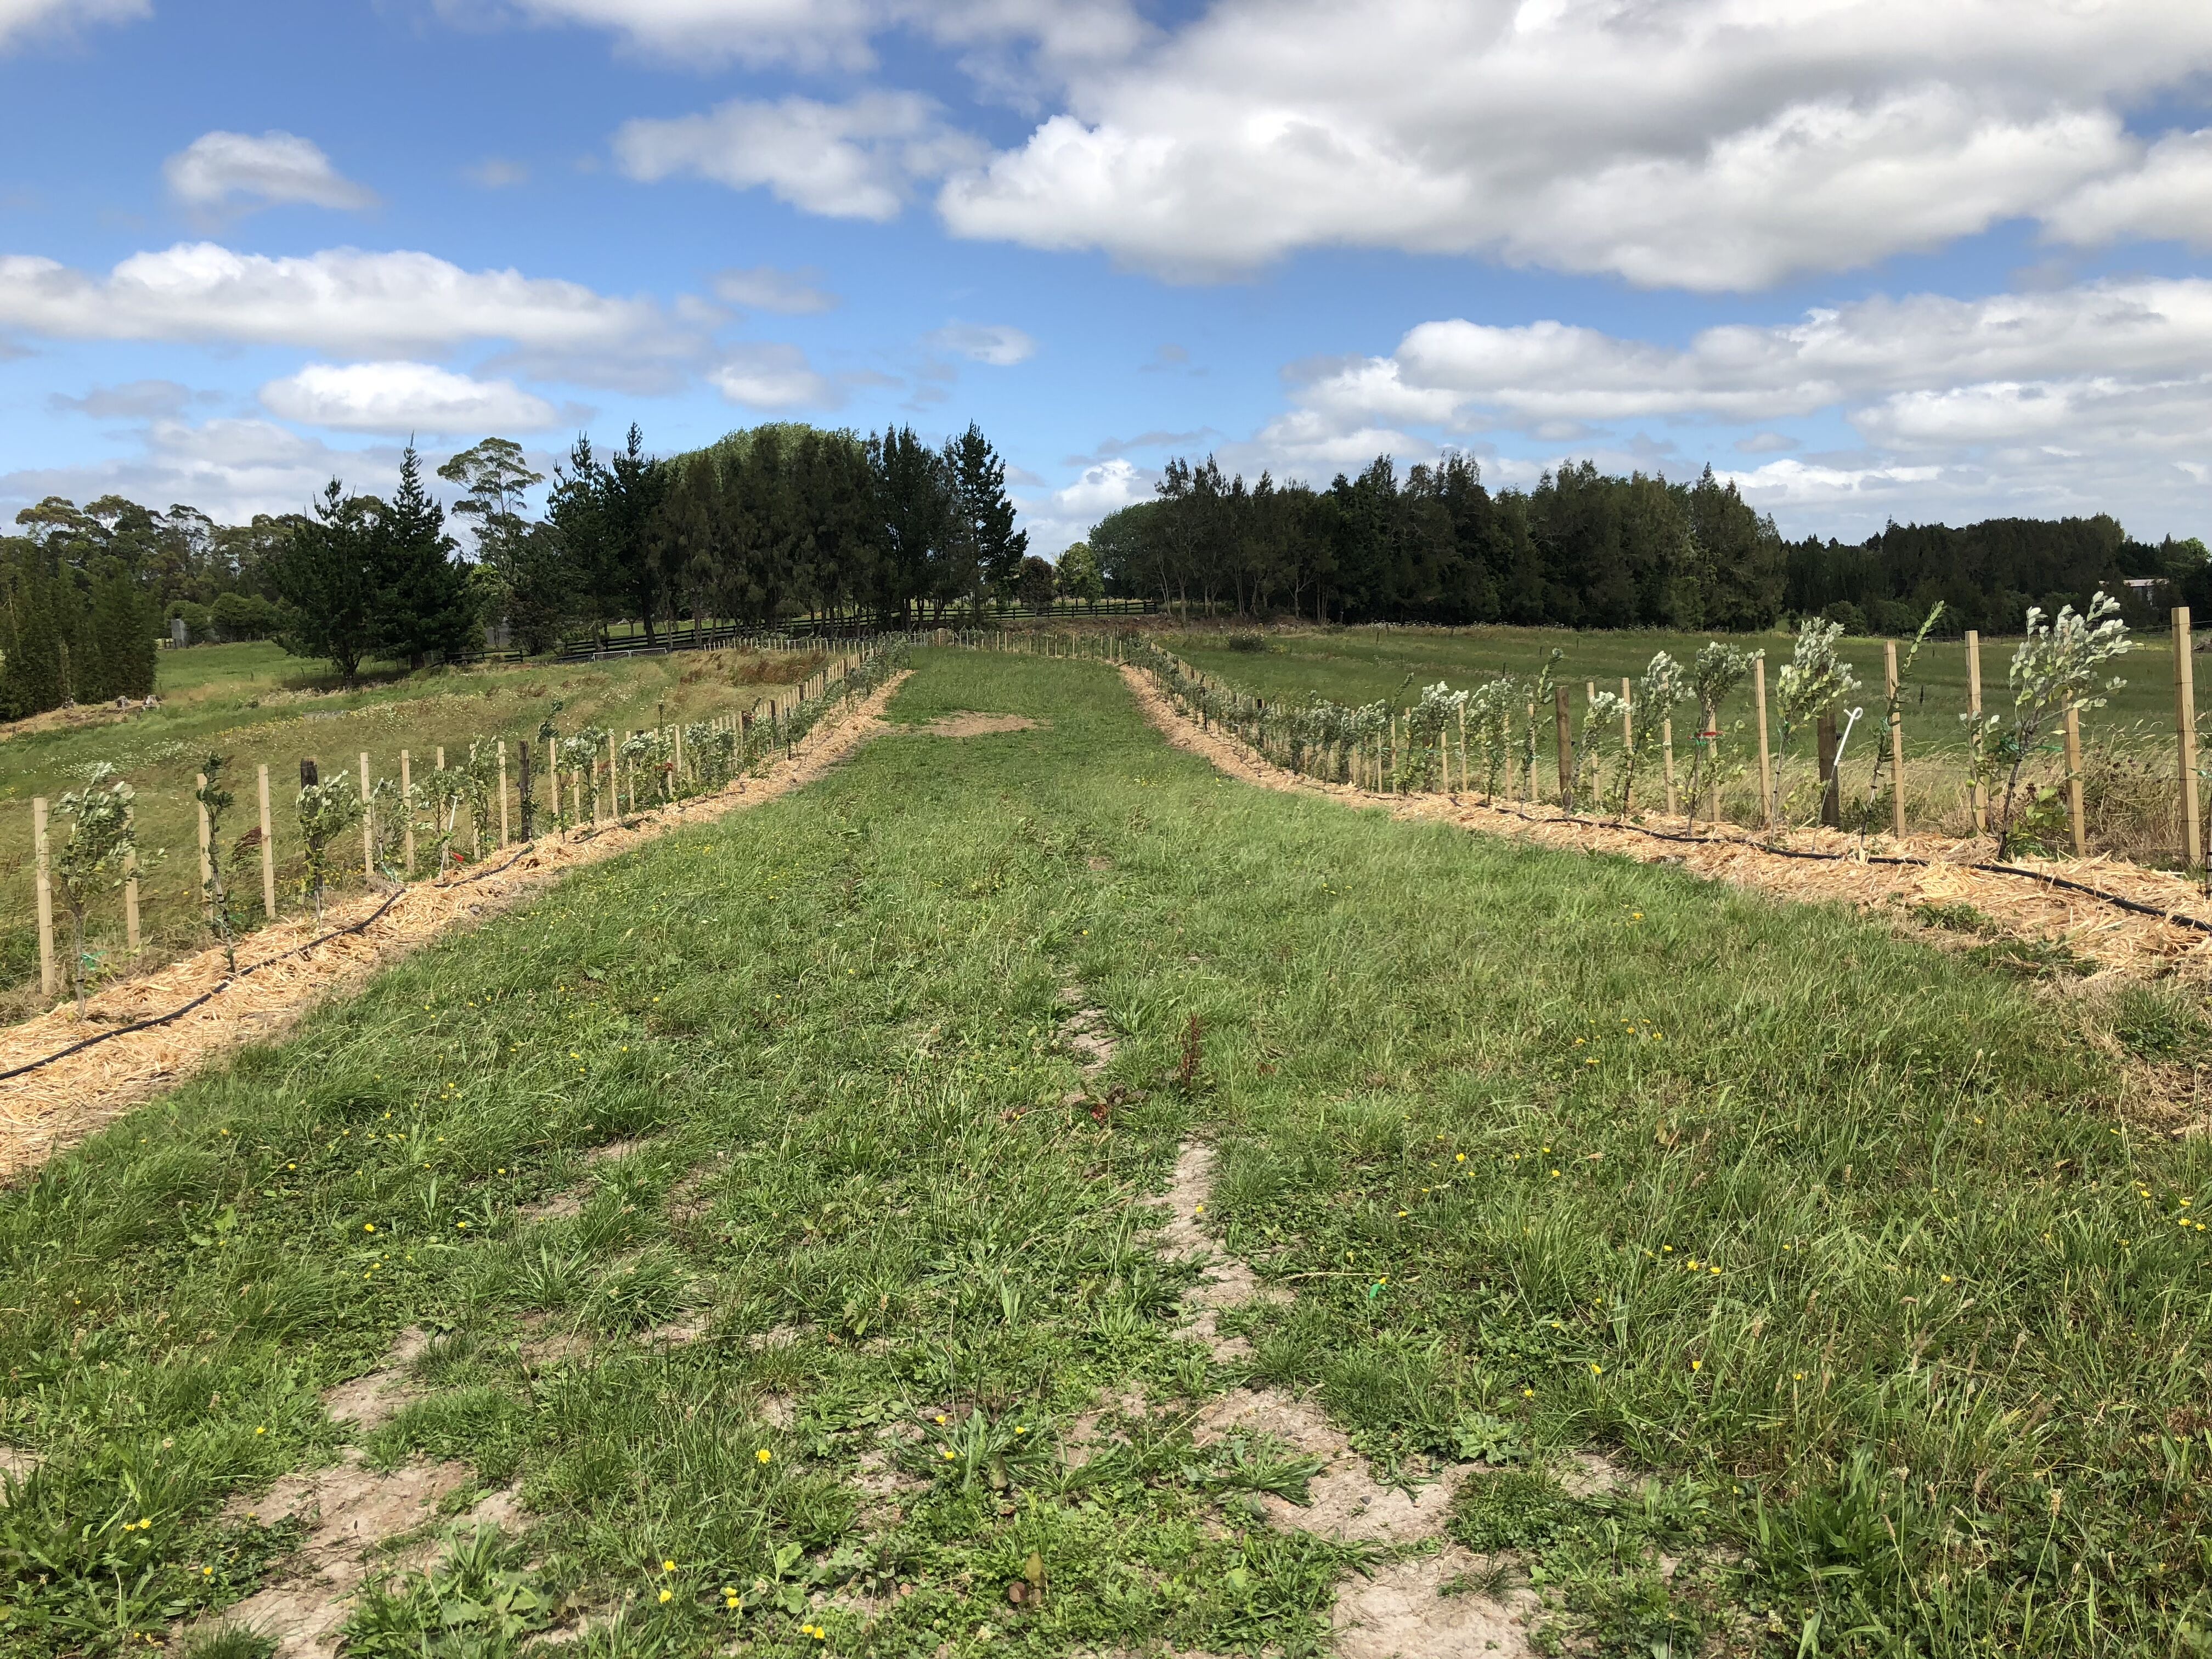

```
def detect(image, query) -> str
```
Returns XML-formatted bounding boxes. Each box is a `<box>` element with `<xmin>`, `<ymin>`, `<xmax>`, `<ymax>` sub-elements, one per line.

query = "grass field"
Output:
<box><xmin>4</xmin><ymin>648</ymin><xmax>2210</xmax><ymax>1657</ymax></box>
<box><xmin>0</xmin><ymin>644</ymin><xmax>817</xmax><ymax>1016</ymax></box>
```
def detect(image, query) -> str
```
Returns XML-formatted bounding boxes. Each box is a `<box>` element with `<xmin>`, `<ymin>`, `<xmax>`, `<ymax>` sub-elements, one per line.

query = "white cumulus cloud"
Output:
<box><xmin>709</xmin><ymin>342</ymin><xmax>836</xmax><ymax>409</ymax></box>
<box><xmin>0</xmin><ymin>417</ymin><xmax>398</xmax><ymax>524</ymax></box>
<box><xmin>259</xmin><ymin>361</ymin><xmax>562</xmax><ymax>434</ymax></box>
<box><xmin>614</xmin><ymin>93</ymin><xmax>984</xmax><ymax>221</ymax></box>
<box><xmin>928</xmin><ymin>0</ymin><xmax>2212</xmax><ymax>287</ymax></box>
<box><xmin>928</xmin><ymin>320</ymin><xmax>1035</xmax><ymax>365</ymax></box>
<box><xmin>0</xmin><ymin>0</ymin><xmax>145</xmax><ymax>52</ymax></box>
<box><xmin>2044</xmin><ymin>128</ymin><xmax>2212</xmax><ymax>250</ymax></box>
<box><xmin>1254</xmin><ymin>275</ymin><xmax>2212</xmax><ymax>538</ymax></box>
<box><xmin>0</xmin><ymin>242</ymin><xmax>708</xmax><ymax>386</ymax></box>
<box><xmin>492</xmin><ymin>0</ymin><xmax>1144</xmax><ymax>76</ymax></box>
<box><xmin>164</xmin><ymin>131</ymin><xmax>379</xmax><ymax>216</ymax></box>
<box><xmin>1015</xmin><ymin>456</ymin><xmax>1152</xmax><ymax>554</ymax></box>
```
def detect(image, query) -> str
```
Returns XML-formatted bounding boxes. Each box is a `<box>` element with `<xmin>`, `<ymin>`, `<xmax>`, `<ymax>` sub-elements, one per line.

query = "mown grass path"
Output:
<box><xmin>5</xmin><ymin>650</ymin><xmax>2210</xmax><ymax>1658</ymax></box>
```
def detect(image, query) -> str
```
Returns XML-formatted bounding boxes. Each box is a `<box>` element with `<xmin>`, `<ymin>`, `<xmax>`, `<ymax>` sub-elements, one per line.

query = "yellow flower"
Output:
<box><xmin>1690</xmin><ymin>1359</ymin><xmax>1701</xmax><ymax>1371</ymax></box>
<box><xmin>1590</xmin><ymin>1364</ymin><xmax>1603</xmax><ymax>1375</ymax></box>
<box><xmin>664</xmin><ymin>1560</ymin><xmax>677</xmax><ymax>1572</ymax></box>
<box><xmin>363</xmin><ymin>1223</ymin><xmax>375</xmax><ymax>1233</ymax></box>
<box><xmin>658</xmin><ymin>1589</ymin><xmax>673</xmax><ymax>1604</ymax></box>
<box><xmin>255</xmin><ymin>1425</ymin><xmax>267</xmax><ymax>1435</ymax></box>
<box><xmin>757</xmin><ymin>1449</ymin><xmax>772</xmax><ymax>1464</ymax></box>
<box><xmin>942</xmin><ymin>1449</ymin><xmax>956</xmax><ymax>1460</ymax></box>
<box><xmin>1455</xmin><ymin>1153</ymin><xmax>1466</xmax><ymax>1163</ymax></box>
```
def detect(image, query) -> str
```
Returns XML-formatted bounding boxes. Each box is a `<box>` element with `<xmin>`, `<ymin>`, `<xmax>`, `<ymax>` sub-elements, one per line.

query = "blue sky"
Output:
<box><xmin>2</xmin><ymin>0</ymin><xmax>2209</xmax><ymax>552</ymax></box>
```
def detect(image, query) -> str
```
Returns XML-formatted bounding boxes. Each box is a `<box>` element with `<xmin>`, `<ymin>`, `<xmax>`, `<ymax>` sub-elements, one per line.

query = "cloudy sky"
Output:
<box><xmin>2</xmin><ymin>0</ymin><xmax>2208</xmax><ymax>553</ymax></box>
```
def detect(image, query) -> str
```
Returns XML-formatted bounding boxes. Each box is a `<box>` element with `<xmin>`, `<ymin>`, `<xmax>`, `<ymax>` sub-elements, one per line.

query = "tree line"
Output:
<box><xmin>1085</xmin><ymin>453</ymin><xmax>2211</xmax><ymax>634</ymax></box>
<box><xmin>1088</xmin><ymin>455</ymin><xmax>1787</xmax><ymax>629</ymax></box>
<box><xmin>0</xmin><ymin>420</ymin><xmax>1032</xmax><ymax>713</ymax></box>
<box><xmin>8</xmin><ymin>421</ymin><xmax>2207</xmax><ymax>720</ymax></box>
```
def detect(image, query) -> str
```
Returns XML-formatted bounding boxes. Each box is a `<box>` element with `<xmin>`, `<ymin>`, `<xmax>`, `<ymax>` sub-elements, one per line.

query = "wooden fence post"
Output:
<box><xmin>2176</xmin><ymin>607</ymin><xmax>2201</xmax><ymax>868</ymax></box>
<box><xmin>605</xmin><ymin>731</ymin><xmax>618</xmax><ymax>821</ymax></box>
<box><xmin>1458</xmin><ymin>704</ymin><xmax>1469</xmax><ymax>794</ymax></box>
<box><xmin>1753</xmin><ymin>657</ymin><xmax>1774</xmax><ymax>828</ymax></box>
<box><xmin>1701</xmin><ymin>704</ymin><xmax>1720</xmax><ymax>824</ymax></box>
<box><xmin>1966</xmin><ymin>629</ymin><xmax>1987</xmax><ymax>831</ymax></box>
<box><xmin>546</xmin><ymin>736</ymin><xmax>557</xmax><ymax>830</ymax></box>
<box><xmin>197</xmin><ymin>772</ymin><xmax>214</xmax><ymax>922</ymax></box>
<box><xmin>1817</xmin><ymin>713</ymin><xmax>1841</xmax><ymax>829</ymax></box>
<box><xmin>33</xmin><ymin>797</ymin><xmax>55</xmax><ymax>997</ymax></box>
<box><xmin>400</xmin><ymin>751</ymin><xmax>415</xmax><ymax>874</ymax></box>
<box><xmin>2064</xmin><ymin>702</ymin><xmax>2086</xmax><ymax>857</ymax></box>
<box><xmin>1882</xmin><ymin>641</ymin><xmax>1905</xmax><ymax>838</ymax></box>
<box><xmin>358</xmin><ymin>753</ymin><xmax>373</xmax><ymax>879</ymax></box>
<box><xmin>123</xmin><ymin>804</ymin><xmax>140</xmax><ymax>951</ymax></box>
<box><xmin>1662</xmin><ymin>720</ymin><xmax>1677</xmax><ymax>815</ymax></box>
<box><xmin>1554</xmin><ymin>685</ymin><xmax>1574</xmax><ymax>810</ymax></box>
<box><xmin>498</xmin><ymin>740</ymin><xmax>510</xmax><ymax>848</ymax></box>
<box><xmin>257</xmin><ymin>763</ymin><xmax>276</xmax><ymax>921</ymax></box>
<box><xmin>674</xmin><ymin>723</ymin><xmax>686</xmax><ymax>802</ymax></box>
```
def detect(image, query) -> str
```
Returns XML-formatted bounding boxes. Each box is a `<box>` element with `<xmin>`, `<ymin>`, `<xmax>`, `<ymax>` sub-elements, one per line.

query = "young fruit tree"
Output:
<box><xmin>1773</xmin><ymin>618</ymin><xmax>1861</xmax><ymax>822</ymax></box>
<box><xmin>193</xmin><ymin>755</ymin><xmax>248</xmax><ymax>973</ymax></box>
<box><xmin>1968</xmin><ymin>592</ymin><xmax>2132</xmax><ymax>859</ymax></box>
<box><xmin>1687</xmin><ymin>643</ymin><xmax>1759</xmax><ymax>828</ymax></box>
<box><xmin>298</xmin><ymin>771</ymin><xmax>364</xmax><ymax>922</ymax></box>
<box><xmin>52</xmin><ymin>764</ymin><xmax>137</xmax><ymax>1017</ymax></box>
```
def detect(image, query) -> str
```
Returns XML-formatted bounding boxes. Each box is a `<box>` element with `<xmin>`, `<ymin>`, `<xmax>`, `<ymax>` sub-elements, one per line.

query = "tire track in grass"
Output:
<box><xmin>1058</xmin><ymin>966</ymin><xmax>1548</xmax><ymax>1657</ymax></box>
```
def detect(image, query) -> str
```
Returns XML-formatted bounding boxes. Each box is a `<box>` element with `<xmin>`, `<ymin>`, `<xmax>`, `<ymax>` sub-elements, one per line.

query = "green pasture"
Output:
<box><xmin>3</xmin><ymin>648</ymin><xmax>2209</xmax><ymax>1657</ymax></box>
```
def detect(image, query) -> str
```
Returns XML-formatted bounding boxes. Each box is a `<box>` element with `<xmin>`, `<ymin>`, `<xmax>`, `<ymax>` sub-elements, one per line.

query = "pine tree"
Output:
<box><xmin>945</xmin><ymin>424</ymin><xmax>1026</xmax><ymax>611</ymax></box>
<box><xmin>0</xmin><ymin>549</ymin><xmax>71</xmax><ymax>718</ymax></box>
<box><xmin>268</xmin><ymin>481</ymin><xmax>382</xmax><ymax>685</ymax></box>
<box><xmin>375</xmin><ymin>444</ymin><xmax>479</xmax><ymax>669</ymax></box>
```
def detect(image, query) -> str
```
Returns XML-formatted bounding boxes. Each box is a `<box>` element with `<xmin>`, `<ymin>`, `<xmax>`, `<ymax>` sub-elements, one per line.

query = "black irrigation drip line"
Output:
<box><xmin>2</xmin><ymin>842</ymin><xmax>539</xmax><ymax>1085</ymax></box>
<box><xmin>1451</xmin><ymin>799</ymin><xmax>2212</xmax><ymax>935</ymax></box>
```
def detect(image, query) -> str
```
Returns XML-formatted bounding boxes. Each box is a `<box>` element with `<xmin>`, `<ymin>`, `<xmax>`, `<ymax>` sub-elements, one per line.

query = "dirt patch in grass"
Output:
<box><xmin>1154</xmin><ymin>1142</ymin><xmax>1532</xmax><ymax>1649</ymax></box>
<box><xmin>321</xmin><ymin>1327</ymin><xmax>431</xmax><ymax>1432</ymax></box>
<box><xmin>907</xmin><ymin>712</ymin><xmax>1042</xmax><ymax>737</ymax></box>
<box><xmin>0</xmin><ymin>672</ymin><xmax>911</xmax><ymax>1182</ymax></box>
<box><xmin>209</xmin><ymin>1457</ymin><xmax>474</xmax><ymax>1659</ymax></box>
<box><xmin>1331</xmin><ymin>1548</ymin><xmax>1538</xmax><ymax>1659</ymax></box>
<box><xmin>1118</xmin><ymin>662</ymin><xmax>2212</xmax><ymax>981</ymax></box>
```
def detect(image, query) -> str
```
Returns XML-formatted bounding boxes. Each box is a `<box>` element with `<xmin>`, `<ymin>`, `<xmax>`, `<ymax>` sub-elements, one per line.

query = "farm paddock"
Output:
<box><xmin>4</xmin><ymin>648</ymin><xmax>2209</xmax><ymax>1658</ymax></box>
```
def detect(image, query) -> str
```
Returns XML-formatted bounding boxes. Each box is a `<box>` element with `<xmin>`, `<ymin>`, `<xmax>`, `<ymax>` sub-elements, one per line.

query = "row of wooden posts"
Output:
<box><xmin>26</xmin><ymin>656</ymin><xmax>859</xmax><ymax>999</ymax></box>
<box><xmin>1173</xmin><ymin>609</ymin><xmax>2209</xmax><ymax>864</ymax></box>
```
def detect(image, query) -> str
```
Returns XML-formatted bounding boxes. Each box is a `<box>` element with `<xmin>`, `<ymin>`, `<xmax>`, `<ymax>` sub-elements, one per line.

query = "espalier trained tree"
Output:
<box><xmin>52</xmin><ymin>764</ymin><xmax>138</xmax><ymax>1016</ymax></box>
<box><xmin>1967</xmin><ymin>591</ymin><xmax>2133</xmax><ymax>858</ymax></box>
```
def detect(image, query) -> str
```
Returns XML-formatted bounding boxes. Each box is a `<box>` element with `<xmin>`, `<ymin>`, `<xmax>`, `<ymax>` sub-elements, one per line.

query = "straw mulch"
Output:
<box><xmin>0</xmin><ymin>673</ymin><xmax>911</xmax><ymax>1181</ymax></box>
<box><xmin>1119</xmin><ymin>664</ymin><xmax>2212</xmax><ymax>981</ymax></box>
